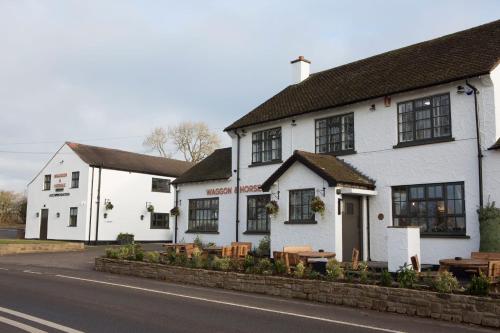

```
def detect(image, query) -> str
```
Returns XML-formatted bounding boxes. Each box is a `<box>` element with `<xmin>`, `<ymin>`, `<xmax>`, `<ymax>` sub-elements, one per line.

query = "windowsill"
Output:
<box><xmin>185</xmin><ymin>230</ymin><xmax>219</xmax><ymax>234</ymax></box>
<box><xmin>243</xmin><ymin>231</ymin><xmax>270</xmax><ymax>235</ymax></box>
<box><xmin>421</xmin><ymin>234</ymin><xmax>470</xmax><ymax>239</ymax></box>
<box><xmin>248</xmin><ymin>160</ymin><xmax>283</xmax><ymax>168</ymax></box>
<box><xmin>318</xmin><ymin>149</ymin><xmax>357</xmax><ymax>157</ymax></box>
<box><xmin>150</xmin><ymin>228</ymin><xmax>170</xmax><ymax>230</ymax></box>
<box><xmin>393</xmin><ymin>137</ymin><xmax>454</xmax><ymax>149</ymax></box>
<box><xmin>68</xmin><ymin>225</ymin><xmax>77</xmax><ymax>228</ymax></box>
<box><xmin>284</xmin><ymin>220</ymin><xmax>318</xmax><ymax>225</ymax></box>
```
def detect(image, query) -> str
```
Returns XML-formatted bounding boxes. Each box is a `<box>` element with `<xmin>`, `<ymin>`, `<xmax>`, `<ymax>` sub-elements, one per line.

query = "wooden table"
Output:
<box><xmin>439</xmin><ymin>258</ymin><xmax>489</xmax><ymax>274</ymax></box>
<box><xmin>163</xmin><ymin>243</ymin><xmax>192</xmax><ymax>253</ymax></box>
<box><xmin>297</xmin><ymin>251</ymin><xmax>336</xmax><ymax>263</ymax></box>
<box><xmin>203</xmin><ymin>246</ymin><xmax>223</xmax><ymax>256</ymax></box>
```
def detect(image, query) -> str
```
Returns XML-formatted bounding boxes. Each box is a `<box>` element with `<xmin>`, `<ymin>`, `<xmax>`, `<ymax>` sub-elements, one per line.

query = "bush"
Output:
<box><xmin>380</xmin><ymin>270</ymin><xmax>393</xmax><ymax>287</ymax></box>
<box><xmin>174</xmin><ymin>253</ymin><xmax>188</xmax><ymax>266</ymax></box>
<box><xmin>477</xmin><ymin>201</ymin><xmax>500</xmax><ymax>252</ymax></box>
<box><xmin>243</xmin><ymin>255</ymin><xmax>256</xmax><ymax>273</ymax></box>
<box><xmin>212</xmin><ymin>257</ymin><xmax>232</xmax><ymax>271</ymax></box>
<box><xmin>397</xmin><ymin>263</ymin><xmax>417</xmax><ymax>289</ymax></box>
<box><xmin>193</xmin><ymin>235</ymin><xmax>203</xmax><ymax>250</ymax></box>
<box><xmin>358</xmin><ymin>262</ymin><xmax>369</xmax><ymax>284</ymax></box>
<box><xmin>325</xmin><ymin>259</ymin><xmax>344</xmax><ymax>281</ymax></box>
<box><xmin>307</xmin><ymin>268</ymin><xmax>321</xmax><ymax>279</ymax></box>
<box><xmin>273</xmin><ymin>259</ymin><xmax>287</xmax><ymax>275</ymax></box>
<box><xmin>191</xmin><ymin>247</ymin><xmax>205</xmax><ymax>269</ymax></box>
<box><xmin>144</xmin><ymin>251</ymin><xmax>160</xmax><ymax>263</ymax></box>
<box><xmin>106</xmin><ymin>244</ymin><xmax>143</xmax><ymax>261</ymax></box>
<box><xmin>105</xmin><ymin>248</ymin><xmax>119</xmax><ymax>259</ymax></box>
<box><xmin>256</xmin><ymin>236</ymin><xmax>270</xmax><ymax>257</ymax></box>
<box><xmin>468</xmin><ymin>272</ymin><xmax>490</xmax><ymax>296</ymax></box>
<box><xmin>163</xmin><ymin>249</ymin><xmax>177</xmax><ymax>265</ymax></box>
<box><xmin>116</xmin><ymin>233</ymin><xmax>134</xmax><ymax>245</ymax></box>
<box><xmin>294</xmin><ymin>261</ymin><xmax>306</xmax><ymax>278</ymax></box>
<box><xmin>255</xmin><ymin>258</ymin><xmax>273</xmax><ymax>275</ymax></box>
<box><xmin>433</xmin><ymin>271</ymin><xmax>461</xmax><ymax>293</ymax></box>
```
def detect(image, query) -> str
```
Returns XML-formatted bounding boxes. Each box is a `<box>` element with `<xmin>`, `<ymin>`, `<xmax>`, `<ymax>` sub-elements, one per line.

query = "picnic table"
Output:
<box><xmin>203</xmin><ymin>246</ymin><xmax>223</xmax><ymax>256</ymax></box>
<box><xmin>439</xmin><ymin>258</ymin><xmax>489</xmax><ymax>274</ymax></box>
<box><xmin>297</xmin><ymin>251</ymin><xmax>336</xmax><ymax>263</ymax></box>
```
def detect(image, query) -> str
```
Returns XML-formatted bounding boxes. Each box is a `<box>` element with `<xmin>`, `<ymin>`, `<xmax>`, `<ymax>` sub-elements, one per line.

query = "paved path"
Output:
<box><xmin>0</xmin><ymin>246</ymin><xmax>495</xmax><ymax>333</ymax></box>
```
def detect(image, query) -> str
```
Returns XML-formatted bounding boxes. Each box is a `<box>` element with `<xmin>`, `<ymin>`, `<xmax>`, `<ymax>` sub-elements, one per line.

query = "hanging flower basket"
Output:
<box><xmin>311</xmin><ymin>196</ymin><xmax>326</xmax><ymax>217</ymax></box>
<box><xmin>105</xmin><ymin>201</ymin><xmax>114</xmax><ymax>210</ymax></box>
<box><xmin>266</xmin><ymin>200</ymin><xmax>279</xmax><ymax>217</ymax></box>
<box><xmin>170</xmin><ymin>206</ymin><xmax>180</xmax><ymax>217</ymax></box>
<box><xmin>147</xmin><ymin>205</ymin><xmax>155</xmax><ymax>213</ymax></box>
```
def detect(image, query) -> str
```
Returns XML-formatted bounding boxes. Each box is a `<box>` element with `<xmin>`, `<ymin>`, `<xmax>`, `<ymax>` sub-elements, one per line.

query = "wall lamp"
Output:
<box><xmin>369</xmin><ymin>104</ymin><xmax>376</xmax><ymax>112</ymax></box>
<box><xmin>56</xmin><ymin>212</ymin><xmax>60</xmax><ymax>218</ymax></box>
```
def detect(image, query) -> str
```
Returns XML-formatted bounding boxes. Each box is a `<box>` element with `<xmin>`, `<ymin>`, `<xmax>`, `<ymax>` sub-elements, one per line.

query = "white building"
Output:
<box><xmin>26</xmin><ymin>142</ymin><xmax>193</xmax><ymax>243</ymax></box>
<box><xmin>173</xmin><ymin>20</ymin><xmax>500</xmax><ymax>265</ymax></box>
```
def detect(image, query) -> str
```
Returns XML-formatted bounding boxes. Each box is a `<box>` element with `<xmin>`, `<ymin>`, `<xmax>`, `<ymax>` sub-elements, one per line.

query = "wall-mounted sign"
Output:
<box><xmin>49</xmin><ymin>193</ymin><xmax>70</xmax><ymax>197</ymax></box>
<box><xmin>54</xmin><ymin>173</ymin><xmax>67</xmax><ymax>178</ymax></box>
<box><xmin>53</xmin><ymin>172</ymin><xmax>68</xmax><ymax>190</ymax></box>
<box><xmin>206</xmin><ymin>184</ymin><xmax>262</xmax><ymax>196</ymax></box>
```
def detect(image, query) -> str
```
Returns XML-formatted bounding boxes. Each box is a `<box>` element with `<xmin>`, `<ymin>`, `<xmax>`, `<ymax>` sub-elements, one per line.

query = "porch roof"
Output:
<box><xmin>260</xmin><ymin>150</ymin><xmax>375</xmax><ymax>191</ymax></box>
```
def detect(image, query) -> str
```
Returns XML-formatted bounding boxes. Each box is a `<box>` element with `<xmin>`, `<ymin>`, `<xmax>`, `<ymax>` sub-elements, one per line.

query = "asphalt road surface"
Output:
<box><xmin>0</xmin><ymin>248</ymin><xmax>496</xmax><ymax>333</ymax></box>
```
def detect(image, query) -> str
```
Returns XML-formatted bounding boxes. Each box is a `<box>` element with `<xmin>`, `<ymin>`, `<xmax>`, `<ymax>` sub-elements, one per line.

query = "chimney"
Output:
<box><xmin>291</xmin><ymin>56</ymin><xmax>311</xmax><ymax>84</ymax></box>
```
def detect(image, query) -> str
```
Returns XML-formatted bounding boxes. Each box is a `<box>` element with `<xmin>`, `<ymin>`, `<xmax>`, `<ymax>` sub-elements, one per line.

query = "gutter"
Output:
<box><xmin>235</xmin><ymin>130</ymin><xmax>241</xmax><ymax>242</ymax></box>
<box><xmin>466</xmin><ymin>81</ymin><xmax>484</xmax><ymax>208</ymax></box>
<box><xmin>95</xmin><ymin>166</ymin><xmax>103</xmax><ymax>244</ymax></box>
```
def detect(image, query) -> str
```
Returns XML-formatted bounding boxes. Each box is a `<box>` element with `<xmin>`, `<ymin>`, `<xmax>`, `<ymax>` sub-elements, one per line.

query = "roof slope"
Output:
<box><xmin>67</xmin><ymin>142</ymin><xmax>193</xmax><ymax>177</ymax></box>
<box><xmin>226</xmin><ymin>20</ymin><xmax>500</xmax><ymax>131</ymax></box>
<box><xmin>261</xmin><ymin>150</ymin><xmax>375</xmax><ymax>191</ymax></box>
<box><xmin>172</xmin><ymin>148</ymin><xmax>232</xmax><ymax>184</ymax></box>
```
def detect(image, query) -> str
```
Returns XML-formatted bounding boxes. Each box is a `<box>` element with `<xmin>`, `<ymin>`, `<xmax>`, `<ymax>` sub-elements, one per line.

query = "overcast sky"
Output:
<box><xmin>1</xmin><ymin>0</ymin><xmax>499</xmax><ymax>192</ymax></box>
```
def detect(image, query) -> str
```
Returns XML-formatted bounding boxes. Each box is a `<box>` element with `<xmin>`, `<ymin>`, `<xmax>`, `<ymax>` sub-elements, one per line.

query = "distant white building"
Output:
<box><xmin>26</xmin><ymin>142</ymin><xmax>193</xmax><ymax>243</ymax></box>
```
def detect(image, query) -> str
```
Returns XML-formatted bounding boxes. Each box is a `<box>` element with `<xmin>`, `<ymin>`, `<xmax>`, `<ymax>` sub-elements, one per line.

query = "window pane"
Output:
<box><xmin>315</xmin><ymin>113</ymin><xmax>354</xmax><ymax>153</ymax></box>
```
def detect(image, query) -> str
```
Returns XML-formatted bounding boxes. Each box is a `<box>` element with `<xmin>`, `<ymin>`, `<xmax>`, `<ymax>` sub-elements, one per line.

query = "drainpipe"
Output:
<box><xmin>234</xmin><ymin>130</ymin><xmax>241</xmax><ymax>242</ymax></box>
<box><xmin>466</xmin><ymin>81</ymin><xmax>484</xmax><ymax>208</ymax></box>
<box><xmin>174</xmin><ymin>184</ymin><xmax>178</xmax><ymax>244</ymax></box>
<box><xmin>94</xmin><ymin>166</ymin><xmax>102</xmax><ymax>244</ymax></box>
<box><xmin>366</xmin><ymin>196</ymin><xmax>371</xmax><ymax>261</ymax></box>
<box><xmin>87</xmin><ymin>167</ymin><xmax>95</xmax><ymax>245</ymax></box>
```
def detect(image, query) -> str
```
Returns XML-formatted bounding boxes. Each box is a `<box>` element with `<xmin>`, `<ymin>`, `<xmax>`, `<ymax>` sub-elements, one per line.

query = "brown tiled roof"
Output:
<box><xmin>261</xmin><ymin>150</ymin><xmax>375</xmax><ymax>191</ymax></box>
<box><xmin>226</xmin><ymin>20</ymin><xmax>500</xmax><ymax>131</ymax></box>
<box><xmin>172</xmin><ymin>148</ymin><xmax>232</xmax><ymax>185</ymax></box>
<box><xmin>67</xmin><ymin>142</ymin><xmax>193</xmax><ymax>177</ymax></box>
<box><xmin>489</xmin><ymin>138</ymin><xmax>500</xmax><ymax>150</ymax></box>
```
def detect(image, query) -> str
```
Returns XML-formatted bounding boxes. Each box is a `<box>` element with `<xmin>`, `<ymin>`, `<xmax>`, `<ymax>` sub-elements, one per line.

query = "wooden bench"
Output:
<box><xmin>471</xmin><ymin>252</ymin><xmax>500</xmax><ymax>279</ymax></box>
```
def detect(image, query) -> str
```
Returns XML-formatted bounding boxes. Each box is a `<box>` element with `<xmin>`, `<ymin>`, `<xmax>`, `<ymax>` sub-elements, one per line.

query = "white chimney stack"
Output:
<box><xmin>291</xmin><ymin>56</ymin><xmax>311</xmax><ymax>84</ymax></box>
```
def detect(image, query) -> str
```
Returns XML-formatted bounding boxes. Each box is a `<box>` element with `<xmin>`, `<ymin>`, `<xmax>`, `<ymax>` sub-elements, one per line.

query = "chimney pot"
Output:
<box><xmin>291</xmin><ymin>56</ymin><xmax>311</xmax><ymax>84</ymax></box>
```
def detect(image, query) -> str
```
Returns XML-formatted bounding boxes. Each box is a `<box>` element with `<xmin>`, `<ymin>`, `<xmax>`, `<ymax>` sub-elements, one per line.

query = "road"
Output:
<box><xmin>0</xmin><ymin>248</ymin><xmax>495</xmax><ymax>333</ymax></box>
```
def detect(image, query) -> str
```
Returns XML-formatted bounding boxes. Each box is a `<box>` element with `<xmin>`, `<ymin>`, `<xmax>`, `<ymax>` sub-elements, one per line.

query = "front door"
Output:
<box><xmin>342</xmin><ymin>196</ymin><xmax>361</xmax><ymax>261</ymax></box>
<box><xmin>40</xmin><ymin>209</ymin><xmax>48</xmax><ymax>240</ymax></box>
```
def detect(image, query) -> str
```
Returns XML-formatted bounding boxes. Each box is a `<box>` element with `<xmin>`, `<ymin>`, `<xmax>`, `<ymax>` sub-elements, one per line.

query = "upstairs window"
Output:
<box><xmin>289</xmin><ymin>189</ymin><xmax>315</xmax><ymax>222</ymax></box>
<box><xmin>397</xmin><ymin>93</ymin><xmax>451</xmax><ymax>144</ymax></box>
<box><xmin>152</xmin><ymin>178</ymin><xmax>171</xmax><ymax>193</ymax></box>
<box><xmin>252</xmin><ymin>127</ymin><xmax>281</xmax><ymax>164</ymax></box>
<box><xmin>71</xmin><ymin>172</ymin><xmax>80</xmax><ymax>189</ymax></box>
<box><xmin>315</xmin><ymin>113</ymin><xmax>354</xmax><ymax>154</ymax></box>
<box><xmin>43</xmin><ymin>175</ymin><xmax>51</xmax><ymax>191</ymax></box>
<box><xmin>69</xmin><ymin>207</ymin><xmax>78</xmax><ymax>227</ymax></box>
<box><xmin>392</xmin><ymin>182</ymin><xmax>465</xmax><ymax>236</ymax></box>
<box><xmin>151</xmin><ymin>213</ymin><xmax>169</xmax><ymax>229</ymax></box>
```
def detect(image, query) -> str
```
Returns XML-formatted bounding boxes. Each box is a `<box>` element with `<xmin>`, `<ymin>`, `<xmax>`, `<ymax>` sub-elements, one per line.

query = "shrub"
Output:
<box><xmin>397</xmin><ymin>263</ymin><xmax>417</xmax><ymax>289</ymax></box>
<box><xmin>212</xmin><ymin>257</ymin><xmax>232</xmax><ymax>271</ymax></box>
<box><xmin>380</xmin><ymin>269</ymin><xmax>393</xmax><ymax>287</ymax></box>
<box><xmin>116</xmin><ymin>233</ymin><xmax>134</xmax><ymax>245</ymax></box>
<box><xmin>191</xmin><ymin>247</ymin><xmax>205</xmax><ymax>268</ymax></box>
<box><xmin>307</xmin><ymin>268</ymin><xmax>321</xmax><ymax>279</ymax></box>
<box><xmin>174</xmin><ymin>253</ymin><xmax>188</xmax><ymax>266</ymax></box>
<box><xmin>468</xmin><ymin>272</ymin><xmax>490</xmax><ymax>296</ymax></box>
<box><xmin>144</xmin><ymin>251</ymin><xmax>160</xmax><ymax>263</ymax></box>
<box><xmin>294</xmin><ymin>261</ymin><xmax>306</xmax><ymax>278</ymax></box>
<box><xmin>193</xmin><ymin>235</ymin><xmax>203</xmax><ymax>250</ymax></box>
<box><xmin>134</xmin><ymin>246</ymin><xmax>144</xmax><ymax>261</ymax></box>
<box><xmin>325</xmin><ymin>259</ymin><xmax>344</xmax><ymax>281</ymax></box>
<box><xmin>274</xmin><ymin>259</ymin><xmax>287</xmax><ymax>275</ymax></box>
<box><xmin>243</xmin><ymin>255</ymin><xmax>256</xmax><ymax>273</ymax></box>
<box><xmin>163</xmin><ymin>249</ymin><xmax>177</xmax><ymax>265</ymax></box>
<box><xmin>433</xmin><ymin>271</ymin><xmax>461</xmax><ymax>293</ymax></box>
<box><xmin>105</xmin><ymin>248</ymin><xmax>119</xmax><ymax>259</ymax></box>
<box><xmin>255</xmin><ymin>258</ymin><xmax>273</xmax><ymax>275</ymax></box>
<box><xmin>358</xmin><ymin>261</ymin><xmax>369</xmax><ymax>284</ymax></box>
<box><xmin>477</xmin><ymin>201</ymin><xmax>500</xmax><ymax>252</ymax></box>
<box><xmin>345</xmin><ymin>270</ymin><xmax>355</xmax><ymax>283</ymax></box>
<box><xmin>256</xmin><ymin>236</ymin><xmax>270</xmax><ymax>257</ymax></box>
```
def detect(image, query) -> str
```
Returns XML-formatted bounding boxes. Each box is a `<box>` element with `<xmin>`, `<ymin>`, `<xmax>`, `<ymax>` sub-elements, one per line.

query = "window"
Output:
<box><xmin>188</xmin><ymin>198</ymin><xmax>219</xmax><ymax>232</ymax></box>
<box><xmin>247</xmin><ymin>195</ymin><xmax>270</xmax><ymax>233</ymax></box>
<box><xmin>69</xmin><ymin>207</ymin><xmax>78</xmax><ymax>227</ymax></box>
<box><xmin>315</xmin><ymin>113</ymin><xmax>354</xmax><ymax>154</ymax></box>
<box><xmin>289</xmin><ymin>189</ymin><xmax>315</xmax><ymax>222</ymax></box>
<box><xmin>71</xmin><ymin>171</ymin><xmax>80</xmax><ymax>188</ymax></box>
<box><xmin>152</xmin><ymin>178</ymin><xmax>171</xmax><ymax>193</ymax></box>
<box><xmin>151</xmin><ymin>213</ymin><xmax>169</xmax><ymax>229</ymax></box>
<box><xmin>397</xmin><ymin>93</ymin><xmax>451</xmax><ymax>144</ymax></box>
<box><xmin>43</xmin><ymin>175</ymin><xmax>51</xmax><ymax>191</ymax></box>
<box><xmin>392</xmin><ymin>182</ymin><xmax>465</xmax><ymax>236</ymax></box>
<box><xmin>252</xmin><ymin>127</ymin><xmax>281</xmax><ymax>164</ymax></box>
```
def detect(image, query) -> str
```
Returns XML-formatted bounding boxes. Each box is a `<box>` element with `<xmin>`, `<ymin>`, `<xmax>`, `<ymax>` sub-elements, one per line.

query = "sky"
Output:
<box><xmin>0</xmin><ymin>0</ymin><xmax>499</xmax><ymax>192</ymax></box>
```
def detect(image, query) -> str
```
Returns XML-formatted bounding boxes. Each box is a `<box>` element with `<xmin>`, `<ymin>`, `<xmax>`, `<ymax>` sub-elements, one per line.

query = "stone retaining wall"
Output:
<box><xmin>95</xmin><ymin>258</ymin><xmax>500</xmax><ymax>328</ymax></box>
<box><xmin>0</xmin><ymin>242</ymin><xmax>84</xmax><ymax>255</ymax></box>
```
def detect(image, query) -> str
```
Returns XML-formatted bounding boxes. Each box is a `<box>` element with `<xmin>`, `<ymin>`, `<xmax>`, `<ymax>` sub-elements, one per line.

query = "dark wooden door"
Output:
<box><xmin>40</xmin><ymin>209</ymin><xmax>48</xmax><ymax>240</ymax></box>
<box><xmin>342</xmin><ymin>196</ymin><xmax>361</xmax><ymax>261</ymax></box>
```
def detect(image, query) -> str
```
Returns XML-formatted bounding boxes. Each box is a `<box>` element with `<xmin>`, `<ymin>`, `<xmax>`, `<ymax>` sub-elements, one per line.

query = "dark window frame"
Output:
<box><xmin>152</xmin><ymin>178</ymin><xmax>171</xmax><ymax>193</ymax></box>
<box><xmin>246</xmin><ymin>195</ymin><xmax>270</xmax><ymax>233</ymax></box>
<box><xmin>188</xmin><ymin>198</ymin><xmax>219</xmax><ymax>233</ymax></box>
<box><xmin>150</xmin><ymin>212</ymin><xmax>170</xmax><ymax>229</ymax></box>
<box><xmin>288</xmin><ymin>188</ymin><xmax>316</xmax><ymax>223</ymax></box>
<box><xmin>43</xmin><ymin>174</ymin><xmax>51</xmax><ymax>191</ymax></box>
<box><xmin>69</xmin><ymin>207</ymin><xmax>78</xmax><ymax>227</ymax></box>
<box><xmin>315</xmin><ymin>112</ymin><xmax>355</xmax><ymax>155</ymax></box>
<box><xmin>391</xmin><ymin>181</ymin><xmax>466</xmax><ymax>237</ymax></box>
<box><xmin>396</xmin><ymin>93</ymin><xmax>452</xmax><ymax>146</ymax></box>
<box><xmin>71</xmin><ymin>171</ymin><xmax>80</xmax><ymax>189</ymax></box>
<box><xmin>251</xmin><ymin>127</ymin><xmax>282</xmax><ymax>165</ymax></box>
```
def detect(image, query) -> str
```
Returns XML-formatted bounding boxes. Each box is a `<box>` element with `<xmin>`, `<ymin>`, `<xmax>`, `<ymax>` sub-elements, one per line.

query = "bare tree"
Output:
<box><xmin>168</xmin><ymin>122</ymin><xmax>220</xmax><ymax>163</ymax></box>
<box><xmin>0</xmin><ymin>191</ymin><xmax>25</xmax><ymax>225</ymax></box>
<box><xmin>143</xmin><ymin>127</ymin><xmax>170</xmax><ymax>157</ymax></box>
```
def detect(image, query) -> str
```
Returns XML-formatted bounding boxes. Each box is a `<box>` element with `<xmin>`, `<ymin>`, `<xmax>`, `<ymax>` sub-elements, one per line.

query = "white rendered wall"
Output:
<box><xmin>26</xmin><ymin>144</ymin><xmax>89</xmax><ymax>240</ymax></box>
<box><xmin>387</xmin><ymin>227</ymin><xmax>421</xmax><ymax>272</ymax></box>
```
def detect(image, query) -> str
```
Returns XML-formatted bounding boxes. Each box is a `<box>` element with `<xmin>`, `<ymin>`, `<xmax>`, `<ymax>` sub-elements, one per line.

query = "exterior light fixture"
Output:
<box><xmin>369</xmin><ymin>104</ymin><xmax>376</xmax><ymax>111</ymax></box>
<box><xmin>291</xmin><ymin>119</ymin><xmax>297</xmax><ymax>126</ymax></box>
<box><xmin>456</xmin><ymin>85</ymin><xmax>466</xmax><ymax>94</ymax></box>
<box><xmin>56</xmin><ymin>212</ymin><xmax>60</xmax><ymax>218</ymax></box>
<box><xmin>36</xmin><ymin>212</ymin><xmax>40</xmax><ymax>218</ymax></box>
<box><xmin>140</xmin><ymin>215</ymin><xmax>144</xmax><ymax>221</ymax></box>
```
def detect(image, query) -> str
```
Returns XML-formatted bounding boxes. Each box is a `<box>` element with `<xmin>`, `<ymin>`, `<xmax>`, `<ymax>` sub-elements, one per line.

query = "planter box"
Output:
<box><xmin>95</xmin><ymin>258</ymin><xmax>500</xmax><ymax>328</ymax></box>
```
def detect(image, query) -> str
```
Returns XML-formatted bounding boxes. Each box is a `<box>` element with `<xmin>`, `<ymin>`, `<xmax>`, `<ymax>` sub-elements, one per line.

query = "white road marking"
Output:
<box><xmin>0</xmin><ymin>268</ymin><xmax>9</xmax><ymax>271</ymax></box>
<box><xmin>23</xmin><ymin>270</ymin><xmax>42</xmax><ymax>275</ymax></box>
<box><xmin>56</xmin><ymin>274</ymin><xmax>405</xmax><ymax>333</ymax></box>
<box><xmin>0</xmin><ymin>315</ymin><xmax>47</xmax><ymax>333</ymax></box>
<box><xmin>0</xmin><ymin>306</ymin><xmax>84</xmax><ymax>333</ymax></box>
